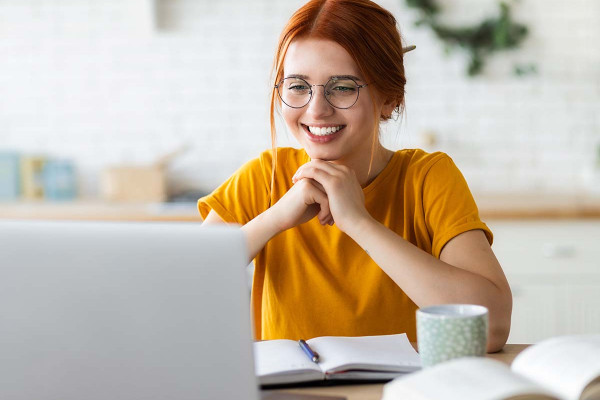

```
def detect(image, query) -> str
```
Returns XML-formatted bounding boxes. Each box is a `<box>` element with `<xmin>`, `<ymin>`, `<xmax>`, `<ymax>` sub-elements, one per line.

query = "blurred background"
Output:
<box><xmin>1</xmin><ymin>0</ymin><xmax>599</xmax><ymax>342</ymax></box>
<box><xmin>1</xmin><ymin>0</ymin><xmax>599</xmax><ymax>199</ymax></box>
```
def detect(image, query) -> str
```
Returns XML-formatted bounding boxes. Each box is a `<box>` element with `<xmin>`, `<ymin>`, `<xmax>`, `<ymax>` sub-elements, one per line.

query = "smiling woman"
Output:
<box><xmin>279</xmin><ymin>38</ymin><xmax>386</xmax><ymax>175</ymax></box>
<box><xmin>198</xmin><ymin>0</ymin><xmax>512</xmax><ymax>353</ymax></box>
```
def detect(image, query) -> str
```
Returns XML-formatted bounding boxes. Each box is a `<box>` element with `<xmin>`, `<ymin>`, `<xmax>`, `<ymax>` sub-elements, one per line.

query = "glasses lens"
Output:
<box><xmin>278</xmin><ymin>78</ymin><xmax>311</xmax><ymax>108</ymax></box>
<box><xmin>325</xmin><ymin>79</ymin><xmax>360</xmax><ymax>109</ymax></box>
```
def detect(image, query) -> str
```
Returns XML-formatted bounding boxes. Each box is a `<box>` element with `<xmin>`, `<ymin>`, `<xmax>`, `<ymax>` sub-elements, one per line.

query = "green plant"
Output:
<box><xmin>406</xmin><ymin>0</ymin><xmax>534</xmax><ymax>76</ymax></box>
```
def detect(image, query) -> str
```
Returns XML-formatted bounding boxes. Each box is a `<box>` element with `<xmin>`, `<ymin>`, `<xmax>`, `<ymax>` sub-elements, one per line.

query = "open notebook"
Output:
<box><xmin>255</xmin><ymin>333</ymin><xmax>421</xmax><ymax>386</ymax></box>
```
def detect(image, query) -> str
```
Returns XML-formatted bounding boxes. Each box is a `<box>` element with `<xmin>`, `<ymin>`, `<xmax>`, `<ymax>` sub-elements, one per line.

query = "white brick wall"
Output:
<box><xmin>1</xmin><ymin>0</ymin><xmax>599</xmax><ymax>197</ymax></box>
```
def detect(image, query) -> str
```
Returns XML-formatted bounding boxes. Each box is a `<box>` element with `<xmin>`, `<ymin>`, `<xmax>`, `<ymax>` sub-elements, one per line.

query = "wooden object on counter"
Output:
<box><xmin>101</xmin><ymin>166</ymin><xmax>167</xmax><ymax>202</ymax></box>
<box><xmin>100</xmin><ymin>146</ymin><xmax>189</xmax><ymax>203</ymax></box>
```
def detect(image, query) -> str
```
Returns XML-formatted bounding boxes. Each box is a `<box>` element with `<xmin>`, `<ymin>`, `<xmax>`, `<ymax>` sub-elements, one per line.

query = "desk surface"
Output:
<box><xmin>266</xmin><ymin>344</ymin><xmax>528</xmax><ymax>400</ymax></box>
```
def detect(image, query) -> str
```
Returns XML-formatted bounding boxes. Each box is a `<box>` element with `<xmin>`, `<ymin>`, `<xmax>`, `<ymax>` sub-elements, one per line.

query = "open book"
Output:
<box><xmin>382</xmin><ymin>335</ymin><xmax>600</xmax><ymax>400</ymax></box>
<box><xmin>254</xmin><ymin>333</ymin><xmax>421</xmax><ymax>386</ymax></box>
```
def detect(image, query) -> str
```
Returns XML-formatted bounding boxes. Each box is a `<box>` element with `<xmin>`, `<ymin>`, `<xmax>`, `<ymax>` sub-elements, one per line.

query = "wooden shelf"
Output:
<box><xmin>2</xmin><ymin>193</ymin><xmax>600</xmax><ymax>222</ymax></box>
<box><xmin>475</xmin><ymin>193</ymin><xmax>600</xmax><ymax>220</ymax></box>
<box><xmin>0</xmin><ymin>200</ymin><xmax>201</xmax><ymax>222</ymax></box>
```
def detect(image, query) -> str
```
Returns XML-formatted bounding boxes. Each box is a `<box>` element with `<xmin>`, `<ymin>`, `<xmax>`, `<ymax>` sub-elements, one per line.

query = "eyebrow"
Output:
<box><xmin>285</xmin><ymin>74</ymin><xmax>363</xmax><ymax>82</ymax></box>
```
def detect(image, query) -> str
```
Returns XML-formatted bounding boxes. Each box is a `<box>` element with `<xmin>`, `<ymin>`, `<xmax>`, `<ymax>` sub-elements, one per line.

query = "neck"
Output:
<box><xmin>332</xmin><ymin>145</ymin><xmax>394</xmax><ymax>187</ymax></box>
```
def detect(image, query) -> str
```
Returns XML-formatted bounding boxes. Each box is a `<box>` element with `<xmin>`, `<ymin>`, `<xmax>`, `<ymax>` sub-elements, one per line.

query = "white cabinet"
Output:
<box><xmin>564</xmin><ymin>284</ymin><xmax>600</xmax><ymax>334</ymax></box>
<box><xmin>487</xmin><ymin>219</ymin><xmax>600</xmax><ymax>344</ymax></box>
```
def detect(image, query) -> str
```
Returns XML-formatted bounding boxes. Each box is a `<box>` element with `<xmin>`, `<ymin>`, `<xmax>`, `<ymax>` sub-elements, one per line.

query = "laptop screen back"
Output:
<box><xmin>0</xmin><ymin>220</ymin><xmax>257</xmax><ymax>400</ymax></box>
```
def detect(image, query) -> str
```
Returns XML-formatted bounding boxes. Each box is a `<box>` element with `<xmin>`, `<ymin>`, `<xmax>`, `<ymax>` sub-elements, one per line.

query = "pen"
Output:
<box><xmin>298</xmin><ymin>339</ymin><xmax>320</xmax><ymax>363</ymax></box>
<box><xmin>402</xmin><ymin>45</ymin><xmax>416</xmax><ymax>53</ymax></box>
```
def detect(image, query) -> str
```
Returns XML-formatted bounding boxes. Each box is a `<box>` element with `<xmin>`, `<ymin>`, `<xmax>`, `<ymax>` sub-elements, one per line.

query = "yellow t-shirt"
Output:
<box><xmin>198</xmin><ymin>147</ymin><xmax>492</xmax><ymax>342</ymax></box>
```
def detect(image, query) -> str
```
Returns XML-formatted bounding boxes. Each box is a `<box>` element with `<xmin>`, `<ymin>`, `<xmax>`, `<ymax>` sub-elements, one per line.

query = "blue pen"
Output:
<box><xmin>298</xmin><ymin>339</ymin><xmax>320</xmax><ymax>363</ymax></box>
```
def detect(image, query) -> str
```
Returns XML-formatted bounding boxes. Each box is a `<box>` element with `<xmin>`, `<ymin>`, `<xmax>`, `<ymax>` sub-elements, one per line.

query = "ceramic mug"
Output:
<box><xmin>417</xmin><ymin>304</ymin><xmax>488</xmax><ymax>368</ymax></box>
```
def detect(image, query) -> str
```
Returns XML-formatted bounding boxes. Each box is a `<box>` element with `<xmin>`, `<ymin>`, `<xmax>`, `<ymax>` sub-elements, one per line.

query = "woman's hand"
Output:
<box><xmin>292</xmin><ymin>160</ymin><xmax>371</xmax><ymax>234</ymax></box>
<box><xmin>267</xmin><ymin>176</ymin><xmax>333</xmax><ymax>233</ymax></box>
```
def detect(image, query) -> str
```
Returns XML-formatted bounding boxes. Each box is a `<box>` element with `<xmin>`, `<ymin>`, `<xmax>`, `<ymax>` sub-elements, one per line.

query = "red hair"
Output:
<box><xmin>269</xmin><ymin>0</ymin><xmax>407</xmax><ymax>188</ymax></box>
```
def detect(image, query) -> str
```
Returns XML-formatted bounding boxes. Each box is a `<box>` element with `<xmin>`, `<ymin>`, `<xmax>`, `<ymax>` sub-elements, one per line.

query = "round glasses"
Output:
<box><xmin>275</xmin><ymin>77</ymin><xmax>368</xmax><ymax>109</ymax></box>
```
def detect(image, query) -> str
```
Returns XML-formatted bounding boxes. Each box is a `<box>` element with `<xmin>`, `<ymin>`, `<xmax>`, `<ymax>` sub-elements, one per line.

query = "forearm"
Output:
<box><xmin>347</xmin><ymin>217</ymin><xmax>511</xmax><ymax>352</ymax></box>
<box><xmin>202</xmin><ymin>208</ymin><xmax>282</xmax><ymax>263</ymax></box>
<box><xmin>240</xmin><ymin>210</ymin><xmax>281</xmax><ymax>262</ymax></box>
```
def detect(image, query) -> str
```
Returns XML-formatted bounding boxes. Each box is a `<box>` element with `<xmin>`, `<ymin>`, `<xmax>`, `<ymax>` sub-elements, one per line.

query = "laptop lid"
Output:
<box><xmin>0</xmin><ymin>220</ymin><xmax>258</xmax><ymax>400</ymax></box>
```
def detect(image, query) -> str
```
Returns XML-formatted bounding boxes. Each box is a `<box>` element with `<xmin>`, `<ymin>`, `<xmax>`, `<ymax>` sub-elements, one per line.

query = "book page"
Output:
<box><xmin>254</xmin><ymin>339</ymin><xmax>322</xmax><ymax>385</ymax></box>
<box><xmin>382</xmin><ymin>357</ymin><xmax>559</xmax><ymax>400</ymax></box>
<box><xmin>511</xmin><ymin>335</ymin><xmax>600</xmax><ymax>400</ymax></box>
<box><xmin>307</xmin><ymin>333</ymin><xmax>420</xmax><ymax>373</ymax></box>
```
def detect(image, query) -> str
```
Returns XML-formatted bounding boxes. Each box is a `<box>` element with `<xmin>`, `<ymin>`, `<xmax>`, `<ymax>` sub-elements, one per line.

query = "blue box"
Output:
<box><xmin>43</xmin><ymin>160</ymin><xmax>77</xmax><ymax>201</ymax></box>
<box><xmin>0</xmin><ymin>152</ymin><xmax>21</xmax><ymax>200</ymax></box>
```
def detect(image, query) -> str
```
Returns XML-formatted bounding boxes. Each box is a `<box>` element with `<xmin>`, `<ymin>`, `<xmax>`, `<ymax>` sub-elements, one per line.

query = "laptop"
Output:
<box><xmin>0</xmin><ymin>220</ymin><xmax>259</xmax><ymax>400</ymax></box>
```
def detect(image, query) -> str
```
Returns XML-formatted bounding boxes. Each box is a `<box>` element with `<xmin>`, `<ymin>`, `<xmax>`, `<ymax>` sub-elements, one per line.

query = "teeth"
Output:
<box><xmin>307</xmin><ymin>125</ymin><xmax>343</xmax><ymax>136</ymax></box>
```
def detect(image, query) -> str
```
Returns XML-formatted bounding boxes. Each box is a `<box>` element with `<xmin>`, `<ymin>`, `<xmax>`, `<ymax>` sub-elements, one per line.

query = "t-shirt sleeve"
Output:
<box><xmin>197</xmin><ymin>152</ymin><xmax>272</xmax><ymax>225</ymax></box>
<box><xmin>422</xmin><ymin>155</ymin><xmax>493</xmax><ymax>258</ymax></box>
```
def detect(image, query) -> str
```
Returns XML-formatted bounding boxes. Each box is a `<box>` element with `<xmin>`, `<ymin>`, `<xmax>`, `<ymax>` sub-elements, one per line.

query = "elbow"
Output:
<box><xmin>486</xmin><ymin>287</ymin><xmax>513</xmax><ymax>353</ymax></box>
<box><xmin>487</xmin><ymin>321</ymin><xmax>511</xmax><ymax>353</ymax></box>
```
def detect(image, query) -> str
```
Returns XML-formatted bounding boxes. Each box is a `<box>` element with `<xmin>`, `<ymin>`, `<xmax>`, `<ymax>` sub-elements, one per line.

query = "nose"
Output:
<box><xmin>305</xmin><ymin>85</ymin><xmax>334</xmax><ymax>118</ymax></box>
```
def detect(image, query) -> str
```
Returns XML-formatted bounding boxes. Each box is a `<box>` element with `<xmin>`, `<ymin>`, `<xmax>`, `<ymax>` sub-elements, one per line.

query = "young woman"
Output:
<box><xmin>199</xmin><ymin>0</ymin><xmax>512</xmax><ymax>352</ymax></box>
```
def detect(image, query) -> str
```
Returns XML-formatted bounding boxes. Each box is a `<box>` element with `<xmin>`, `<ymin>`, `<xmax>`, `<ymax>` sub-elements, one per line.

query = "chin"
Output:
<box><xmin>303</xmin><ymin>148</ymin><xmax>339</xmax><ymax>162</ymax></box>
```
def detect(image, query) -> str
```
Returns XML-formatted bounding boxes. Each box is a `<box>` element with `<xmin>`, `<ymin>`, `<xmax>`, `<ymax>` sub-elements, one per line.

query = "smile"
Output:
<box><xmin>304</xmin><ymin>124</ymin><xmax>345</xmax><ymax>136</ymax></box>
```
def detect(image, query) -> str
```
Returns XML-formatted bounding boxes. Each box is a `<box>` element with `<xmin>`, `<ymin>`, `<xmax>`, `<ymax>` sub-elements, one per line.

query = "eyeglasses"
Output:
<box><xmin>275</xmin><ymin>76</ymin><xmax>368</xmax><ymax>109</ymax></box>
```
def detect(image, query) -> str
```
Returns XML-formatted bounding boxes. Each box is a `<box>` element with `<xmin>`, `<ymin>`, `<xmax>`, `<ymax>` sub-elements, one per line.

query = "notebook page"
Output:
<box><xmin>308</xmin><ymin>333</ymin><xmax>420</xmax><ymax>373</ymax></box>
<box><xmin>511</xmin><ymin>335</ymin><xmax>600</xmax><ymax>400</ymax></box>
<box><xmin>382</xmin><ymin>357</ymin><xmax>559</xmax><ymax>400</ymax></box>
<box><xmin>254</xmin><ymin>339</ymin><xmax>321</xmax><ymax>377</ymax></box>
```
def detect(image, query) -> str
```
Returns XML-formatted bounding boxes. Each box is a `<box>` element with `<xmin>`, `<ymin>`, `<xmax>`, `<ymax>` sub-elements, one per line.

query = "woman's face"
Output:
<box><xmin>281</xmin><ymin>38</ymin><xmax>386</xmax><ymax>164</ymax></box>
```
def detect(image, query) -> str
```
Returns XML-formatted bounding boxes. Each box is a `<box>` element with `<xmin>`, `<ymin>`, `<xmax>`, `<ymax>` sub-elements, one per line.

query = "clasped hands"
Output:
<box><xmin>268</xmin><ymin>160</ymin><xmax>370</xmax><ymax>234</ymax></box>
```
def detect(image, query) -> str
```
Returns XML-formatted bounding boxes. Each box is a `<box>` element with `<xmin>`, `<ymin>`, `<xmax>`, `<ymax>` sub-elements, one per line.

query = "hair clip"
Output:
<box><xmin>402</xmin><ymin>45</ymin><xmax>416</xmax><ymax>54</ymax></box>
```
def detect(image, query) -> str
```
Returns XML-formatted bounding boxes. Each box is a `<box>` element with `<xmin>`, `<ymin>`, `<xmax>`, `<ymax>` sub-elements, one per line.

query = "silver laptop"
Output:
<box><xmin>0</xmin><ymin>220</ymin><xmax>258</xmax><ymax>400</ymax></box>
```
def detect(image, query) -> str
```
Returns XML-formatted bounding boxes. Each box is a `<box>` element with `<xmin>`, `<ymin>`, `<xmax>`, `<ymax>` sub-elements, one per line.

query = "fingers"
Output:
<box><xmin>293</xmin><ymin>160</ymin><xmax>344</xmax><ymax>180</ymax></box>
<box><xmin>304</xmin><ymin>159</ymin><xmax>349</xmax><ymax>175</ymax></box>
<box><xmin>312</xmin><ymin>185</ymin><xmax>335</xmax><ymax>226</ymax></box>
<box><xmin>292</xmin><ymin>160</ymin><xmax>353</xmax><ymax>190</ymax></box>
<box><xmin>295</xmin><ymin>178</ymin><xmax>334</xmax><ymax>226</ymax></box>
<box><xmin>291</xmin><ymin>160</ymin><xmax>366</xmax><ymax>232</ymax></box>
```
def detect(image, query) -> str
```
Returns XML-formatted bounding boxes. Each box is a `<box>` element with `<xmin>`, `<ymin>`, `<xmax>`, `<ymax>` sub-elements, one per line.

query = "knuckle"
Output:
<box><xmin>308</xmin><ymin>166</ymin><xmax>319</xmax><ymax>174</ymax></box>
<box><xmin>297</xmin><ymin>178</ymin><xmax>310</xmax><ymax>187</ymax></box>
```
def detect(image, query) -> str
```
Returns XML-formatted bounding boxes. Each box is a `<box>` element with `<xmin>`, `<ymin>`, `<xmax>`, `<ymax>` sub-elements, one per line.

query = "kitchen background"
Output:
<box><xmin>1</xmin><ymin>0</ymin><xmax>599</xmax><ymax>343</ymax></box>
<box><xmin>1</xmin><ymin>0</ymin><xmax>599</xmax><ymax>199</ymax></box>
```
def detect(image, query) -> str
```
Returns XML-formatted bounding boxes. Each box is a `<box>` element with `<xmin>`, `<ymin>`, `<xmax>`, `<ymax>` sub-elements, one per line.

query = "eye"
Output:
<box><xmin>332</xmin><ymin>85</ymin><xmax>355</xmax><ymax>92</ymax></box>
<box><xmin>328</xmin><ymin>80</ymin><xmax>357</xmax><ymax>95</ymax></box>
<box><xmin>284</xmin><ymin>78</ymin><xmax>311</xmax><ymax>94</ymax></box>
<box><xmin>289</xmin><ymin>83</ymin><xmax>309</xmax><ymax>91</ymax></box>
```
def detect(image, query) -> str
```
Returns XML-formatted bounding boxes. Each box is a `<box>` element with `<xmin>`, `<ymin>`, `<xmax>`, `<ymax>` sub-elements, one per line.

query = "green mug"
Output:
<box><xmin>417</xmin><ymin>304</ymin><xmax>488</xmax><ymax>368</ymax></box>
